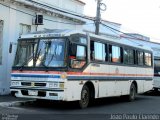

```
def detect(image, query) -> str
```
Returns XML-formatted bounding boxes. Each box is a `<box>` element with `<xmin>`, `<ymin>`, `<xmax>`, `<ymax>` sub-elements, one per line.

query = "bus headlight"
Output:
<box><xmin>48</xmin><ymin>82</ymin><xmax>64</xmax><ymax>89</ymax></box>
<box><xmin>11</xmin><ymin>81</ymin><xmax>20</xmax><ymax>86</ymax></box>
<box><xmin>59</xmin><ymin>83</ymin><xmax>64</xmax><ymax>89</ymax></box>
<box><xmin>48</xmin><ymin>83</ymin><xmax>58</xmax><ymax>88</ymax></box>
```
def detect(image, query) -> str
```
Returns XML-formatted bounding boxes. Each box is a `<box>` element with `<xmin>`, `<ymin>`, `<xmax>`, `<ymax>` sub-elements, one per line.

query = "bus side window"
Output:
<box><xmin>90</xmin><ymin>41</ymin><xmax>94</xmax><ymax>60</ymax></box>
<box><xmin>137</xmin><ymin>51</ymin><xmax>144</xmax><ymax>66</ymax></box>
<box><xmin>105</xmin><ymin>44</ymin><xmax>108</xmax><ymax>62</ymax></box>
<box><xmin>69</xmin><ymin>44</ymin><xmax>86</xmax><ymax>69</ymax></box>
<box><xmin>109</xmin><ymin>45</ymin><xmax>112</xmax><ymax>62</ymax></box>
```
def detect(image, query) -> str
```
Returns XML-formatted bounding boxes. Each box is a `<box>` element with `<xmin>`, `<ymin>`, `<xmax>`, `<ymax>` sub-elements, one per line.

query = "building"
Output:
<box><xmin>0</xmin><ymin>0</ymin><xmax>86</xmax><ymax>95</ymax></box>
<box><xmin>121</xmin><ymin>33</ymin><xmax>160</xmax><ymax>58</ymax></box>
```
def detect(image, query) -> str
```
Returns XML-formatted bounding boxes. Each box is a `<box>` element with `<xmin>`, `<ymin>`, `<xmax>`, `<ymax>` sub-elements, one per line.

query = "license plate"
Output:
<box><xmin>28</xmin><ymin>90</ymin><xmax>38</xmax><ymax>96</ymax></box>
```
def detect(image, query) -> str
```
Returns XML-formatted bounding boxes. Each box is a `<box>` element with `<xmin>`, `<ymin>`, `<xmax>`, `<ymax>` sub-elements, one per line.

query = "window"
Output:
<box><xmin>154</xmin><ymin>59</ymin><xmax>160</xmax><ymax>75</ymax></box>
<box><xmin>19</xmin><ymin>23</ymin><xmax>31</xmax><ymax>36</ymax></box>
<box><xmin>14</xmin><ymin>40</ymin><xmax>38</xmax><ymax>67</ymax></box>
<box><xmin>70</xmin><ymin>44</ymin><xmax>86</xmax><ymax>69</ymax></box>
<box><xmin>137</xmin><ymin>51</ymin><xmax>144</xmax><ymax>65</ymax></box>
<box><xmin>145</xmin><ymin>53</ymin><xmax>152</xmax><ymax>66</ymax></box>
<box><xmin>79</xmin><ymin>37</ymin><xmax>87</xmax><ymax>44</ymax></box>
<box><xmin>0</xmin><ymin>20</ymin><xmax>3</xmax><ymax>65</ymax></box>
<box><xmin>124</xmin><ymin>49</ymin><xmax>134</xmax><ymax>65</ymax></box>
<box><xmin>76</xmin><ymin>45</ymin><xmax>86</xmax><ymax>60</ymax></box>
<box><xmin>90</xmin><ymin>41</ymin><xmax>107</xmax><ymax>61</ymax></box>
<box><xmin>71</xmin><ymin>36</ymin><xmax>87</xmax><ymax>45</ymax></box>
<box><xmin>109</xmin><ymin>45</ymin><xmax>121</xmax><ymax>63</ymax></box>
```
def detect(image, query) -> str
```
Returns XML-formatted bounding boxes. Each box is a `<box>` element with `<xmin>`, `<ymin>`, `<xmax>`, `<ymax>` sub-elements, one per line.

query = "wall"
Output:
<box><xmin>33</xmin><ymin>0</ymin><xmax>84</xmax><ymax>15</ymax></box>
<box><xmin>0</xmin><ymin>0</ymin><xmax>84</xmax><ymax>95</ymax></box>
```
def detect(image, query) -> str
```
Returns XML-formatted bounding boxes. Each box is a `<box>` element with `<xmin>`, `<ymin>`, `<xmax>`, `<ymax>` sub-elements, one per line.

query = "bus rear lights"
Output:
<box><xmin>49</xmin><ymin>93</ymin><xmax>58</xmax><ymax>96</ymax></box>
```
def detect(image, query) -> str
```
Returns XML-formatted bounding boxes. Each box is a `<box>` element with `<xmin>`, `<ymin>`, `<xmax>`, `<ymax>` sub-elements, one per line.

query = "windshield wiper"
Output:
<box><xmin>18</xmin><ymin>55</ymin><xmax>34</xmax><ymax>71</ymax></box>
<box><xmin>35</xmin><ymin>49</ymin><xmax>49</xmax><ymax>71</ymax></box>
<box><xmin>41</xmin><ymin>62</ymin><xmax>49</xmax><ymax>72</ymax></box>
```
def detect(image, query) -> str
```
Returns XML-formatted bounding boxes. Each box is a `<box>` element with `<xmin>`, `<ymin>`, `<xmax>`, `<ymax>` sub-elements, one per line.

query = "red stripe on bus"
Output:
<box><xmin>12</xmin><ymin>70</ymin><xmax>153</xmax><ymax>77</ymax></box>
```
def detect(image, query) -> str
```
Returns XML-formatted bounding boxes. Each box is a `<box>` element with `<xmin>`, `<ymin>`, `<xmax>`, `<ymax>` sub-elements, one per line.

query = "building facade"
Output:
<box><xmin>121</xmin><ymin>33</ymin><xmax>160</xmax><ymax>58</ymax></box>
<box><xmin>0</xmin><ymin>0</ymin><xmax>122</xmax><ymax>95</ymax></box>
<box><xmin>0</xmin><ymin>0</ymin><xmax>86</xmax><ymax>95</ymax></box>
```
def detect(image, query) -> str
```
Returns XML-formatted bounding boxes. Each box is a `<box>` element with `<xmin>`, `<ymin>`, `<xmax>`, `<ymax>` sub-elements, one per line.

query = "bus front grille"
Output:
<box><xmin>21</xmin><ymin>90</ymin><xmax>46</xmax><ymax>97</ymax></box>
<box><xmin>21</xmin><ymin>82</ymin><xmax>46</xmax><ymax>87</ymax></box>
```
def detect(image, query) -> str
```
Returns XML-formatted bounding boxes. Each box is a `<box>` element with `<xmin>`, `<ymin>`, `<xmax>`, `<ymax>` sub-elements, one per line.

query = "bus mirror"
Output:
<box><xmin>9</xmin><ymin>43</ymin><xmax>12</xmax><ymax>53</ymax></box>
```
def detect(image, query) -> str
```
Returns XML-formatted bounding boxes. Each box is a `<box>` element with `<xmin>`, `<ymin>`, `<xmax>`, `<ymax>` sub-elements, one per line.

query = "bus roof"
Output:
<box><xmin>20</xmin><ymin>29</ymin><xmax>152</xmax><ymax>52</ymax></box>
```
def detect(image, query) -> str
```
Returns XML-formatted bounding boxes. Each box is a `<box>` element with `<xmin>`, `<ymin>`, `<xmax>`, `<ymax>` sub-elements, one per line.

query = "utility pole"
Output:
<box><xmin>95</xmin><ymin>0</ymin><xmax>101</xmax><ymax>35</ymax></box>
<box><xmin>95</xmin><ymin>0</ymin><xmax>106</xmax><ymax>35</ymax></box>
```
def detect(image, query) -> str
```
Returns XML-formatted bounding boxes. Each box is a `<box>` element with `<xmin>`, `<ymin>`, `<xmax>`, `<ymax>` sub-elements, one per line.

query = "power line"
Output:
<box><xmin>25</xmin><ymin>0</ymin><xmax>93</xmax><ymax>21</ymax></box>
<box><xmin>2</xmin><ymin>0</ymin><xmax>156</xmax><ymax>43</ymax></box>
<box><xmin>101</xmin><ymin>22</ymin><xmax>145</xmax><ymax>40</ymax></box>
<box><xmin>101</xmin><ymin>22</ymin><xmax>144</xmax><ymax>45</ymax></box>
<box><xmin>30</xmin><ymin>0</ymin><xmax>85</xmax><ymax>17</ymax></box>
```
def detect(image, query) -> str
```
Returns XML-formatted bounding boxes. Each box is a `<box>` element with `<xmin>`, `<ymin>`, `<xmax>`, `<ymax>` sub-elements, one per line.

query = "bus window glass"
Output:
<box><xmin>154</xmin><ymin>59</ymin><xmax>160</xmax><ymax>75</ymax></box>
<box><xmin>111</xmin><ymin>45</ymin><xmax>121</xmax><ymax>63</ymax></box>
<box><xmin>14</xmin><ymin>40</ymin><xmax>38</xmax><ymax>67</ymax></box>
<box><xmin>41</xmin><ymin>39</ymin><xmax>65</xmax><ymax>67</ymax></box>
<box><xmin>145</xmin><ymin>53</ymin><xmax>152</xmax><ymax>66</ymax></box>
<box><xmin>124</xmin><ymin>49</ymin><xmax>134</xmax><ymax>65</ymax></box>
<box><xmin>70</xmin><ymin>45</ymin><xmax>86</xmax><ymax>69</ymax></box>
<box><xmin>14</xmin><ymin>38</ymin><xmax>66</xmax><ymax>68</ymax></box>
<box><xmin>94</xmin><ymin>42</ymin><xmax>105</xmax><ymax>61</ymax></box>
<box><xmin>76</xmin><ymin>45</ymin><xmax>86</xmax><ymax>60</ymax></box>
<box><xmin>137</xmin><ymin>51</ymin><xmax>144</xmax><ymax>65</ymax></box>
<box><xmin>79</xmin><ymin>37</ymin><xmax>87</xmax><ymax>44</ymax></box>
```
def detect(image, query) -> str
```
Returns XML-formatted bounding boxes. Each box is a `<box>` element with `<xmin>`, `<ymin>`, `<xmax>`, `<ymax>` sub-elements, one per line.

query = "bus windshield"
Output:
<box><xmin>13</xmin><ymin>38</ymin><xmax>66</xmax><ymax>68</ymax></box>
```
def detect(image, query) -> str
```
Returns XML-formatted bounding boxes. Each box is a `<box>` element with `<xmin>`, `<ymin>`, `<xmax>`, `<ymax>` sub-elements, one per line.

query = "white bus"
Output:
<box><xmin>10</xmin><ymin>29</ymin><xmax>153</xmax><ymax>108</ymax></box>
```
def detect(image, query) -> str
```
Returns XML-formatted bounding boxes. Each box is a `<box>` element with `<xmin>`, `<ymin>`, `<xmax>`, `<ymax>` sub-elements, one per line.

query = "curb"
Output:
<box><xmin>0</xmin><ymin>100</ymin><xmax>35</xmax><ymax>107</ymax></box>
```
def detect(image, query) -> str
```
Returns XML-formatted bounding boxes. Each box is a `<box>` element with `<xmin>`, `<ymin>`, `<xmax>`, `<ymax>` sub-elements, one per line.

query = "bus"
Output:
<box><xmin>10</xmin><ymin>29</ymin><xmax>153</xmax><ymax>108</ymax></box>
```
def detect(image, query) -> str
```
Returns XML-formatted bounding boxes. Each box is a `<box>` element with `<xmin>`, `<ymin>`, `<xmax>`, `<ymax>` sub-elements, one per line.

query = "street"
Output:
<box><xmin>0</xmin><ymin>91</ymin><xmax>160</xmax><ymax>120</ymax></box>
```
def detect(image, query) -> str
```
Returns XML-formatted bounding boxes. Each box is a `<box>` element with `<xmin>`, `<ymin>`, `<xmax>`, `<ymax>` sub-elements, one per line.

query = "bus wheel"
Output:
<box><xmin>79</xmin><ymin>85</ymin><xmax>90</xmax><ymax>109</ymax></box>
<box><xmin>128</xmin><ymin>83</ymin><xmax>137</xmax><ymax>102</ymax></box>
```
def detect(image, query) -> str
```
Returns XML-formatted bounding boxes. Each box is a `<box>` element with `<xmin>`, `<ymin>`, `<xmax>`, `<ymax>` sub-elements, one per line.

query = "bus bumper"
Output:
<box><xmin>10</xmin><ymin>88</ymin><xmax>64</xmax><ymax>101</ymax></box>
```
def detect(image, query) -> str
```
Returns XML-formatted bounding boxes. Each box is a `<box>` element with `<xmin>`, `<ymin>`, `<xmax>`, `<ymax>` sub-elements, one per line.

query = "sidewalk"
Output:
<box><xmin>0</xmin><ymin>95</ymin><xmax>35</xmax><ymax>107</ymax></box>
<box><xmin>0</xmin><ymin>95</ymin><xmax>30</xmax><ymax>102</ymax></box>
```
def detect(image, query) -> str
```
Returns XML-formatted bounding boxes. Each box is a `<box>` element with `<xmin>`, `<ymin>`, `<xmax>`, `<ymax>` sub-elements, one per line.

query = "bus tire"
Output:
<box><xmin>127</xmin><ymin>83</ymin><xmax>137</xmax><ymax>102</ymax></box>
<box><xmin>79</xmin><ymin>85</ymin><xmax>90</xmax><ymax>109</ymax></box>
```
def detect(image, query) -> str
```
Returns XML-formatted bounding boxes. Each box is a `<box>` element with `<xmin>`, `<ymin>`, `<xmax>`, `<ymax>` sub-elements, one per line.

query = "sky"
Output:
<box><xmin>82</xmin><ymin>0</ymin><xmax>160</xmax><ymax>43</ymax></box>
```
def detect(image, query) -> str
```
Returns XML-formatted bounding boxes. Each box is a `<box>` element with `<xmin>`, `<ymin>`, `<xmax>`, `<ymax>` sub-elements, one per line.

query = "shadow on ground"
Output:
<box><xmin>20</xmin><ymin>95</ymin><xmax>148</xmax><ymax>110</ymax></box>
<box><xmin>142</xmin><ymin>90</ymin><xmax>160</xmax><ymax>96</ymax></box>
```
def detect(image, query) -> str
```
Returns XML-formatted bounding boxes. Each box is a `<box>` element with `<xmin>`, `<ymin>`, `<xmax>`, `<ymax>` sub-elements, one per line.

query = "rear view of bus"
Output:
<box><xmin>10</xmin><ymin>29</ymin><xmax>154</xmax><ymax>108</ymax></box>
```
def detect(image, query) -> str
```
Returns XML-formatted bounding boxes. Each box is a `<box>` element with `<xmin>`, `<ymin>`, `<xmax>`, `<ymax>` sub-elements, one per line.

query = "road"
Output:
<box><xmin>0</xmin><ymin>91</ymin><xmax>160</xmax><ymax>120</ymax></box>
